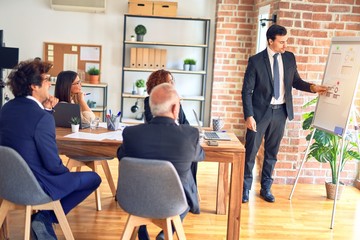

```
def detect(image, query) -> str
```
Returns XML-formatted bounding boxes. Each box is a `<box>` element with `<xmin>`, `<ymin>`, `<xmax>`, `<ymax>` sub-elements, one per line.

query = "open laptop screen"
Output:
<box><xmin>53</xmin><ymin>103</ymin><xmax>89</xmax><ymax>129</ymax></box>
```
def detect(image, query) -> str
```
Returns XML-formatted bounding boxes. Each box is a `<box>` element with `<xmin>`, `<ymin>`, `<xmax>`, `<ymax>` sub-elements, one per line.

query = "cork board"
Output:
<box><xmin>43</xmin><ymin>42</ymin><xmax>102</xmax><ymax>82</ymax></box>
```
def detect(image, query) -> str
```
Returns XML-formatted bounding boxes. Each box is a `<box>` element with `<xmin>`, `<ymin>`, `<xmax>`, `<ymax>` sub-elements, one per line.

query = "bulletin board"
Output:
<box><xmin>312</xmin><ymin>37</ymin><xmax>360</xmax><ymax>136</ymax></box>
<box><xmin>43</xmin><ymin>42</ymin><xmax>102</xmax><ymax>82</ymax></box>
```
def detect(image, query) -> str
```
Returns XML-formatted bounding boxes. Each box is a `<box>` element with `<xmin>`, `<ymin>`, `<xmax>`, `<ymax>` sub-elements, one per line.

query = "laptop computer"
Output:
<box><xmin>192</xmin><ymin>109</ymin><xmax>231</xmax><ymax>141</ymax></box>
<box><xmin>53</xmin><ymin>102</ymin><xmax>89</xmax><ymax>129</ymax></box>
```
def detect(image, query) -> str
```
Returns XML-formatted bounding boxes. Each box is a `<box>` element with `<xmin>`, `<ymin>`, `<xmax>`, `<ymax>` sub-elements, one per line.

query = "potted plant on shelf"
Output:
<box><xmin>69</xmin><ymin>116</ymin><xmax>81</xmax><ymax>133</ymax></box>
<box><xmin>135</xmin><ymin>24</ymin><xmax>147</xmax><ymax>42</ymax></box>
<box><xmin>189</xmin><ymin>59</ymin><xmax>197</xmax><ymax>71</ymax></box>
<box><xmin>302</xmin><ymin>98</ymin><xmax>360</xmax><ymax>199</ymax></box>
<box><xmin>183</xmin><ymin>58</ymin><xmax>191</xmax><ymax>71</ymax></box>
<box><xmin>87</xmin><ymin>67</ymin><xmax>100</xmax><ymax>84</ymax></box>
<box><xmin>135</xmin><ymin>79</ymin><xmax>146</xmax><ymax>95</ymax></box>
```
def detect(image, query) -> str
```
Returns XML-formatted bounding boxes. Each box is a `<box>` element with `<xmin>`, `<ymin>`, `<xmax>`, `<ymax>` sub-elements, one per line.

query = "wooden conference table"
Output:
<box><xmin>56</xmin><ymin>127</ymin><xmax>245</xmax><ymax>240</ymax></box>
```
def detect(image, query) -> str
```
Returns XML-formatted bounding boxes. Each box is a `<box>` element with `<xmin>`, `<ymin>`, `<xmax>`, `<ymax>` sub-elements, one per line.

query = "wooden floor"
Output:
<box><xmin>2</xmin><ymin>158</ymin><xmax>360</xmax><ymax>240</ymax></box>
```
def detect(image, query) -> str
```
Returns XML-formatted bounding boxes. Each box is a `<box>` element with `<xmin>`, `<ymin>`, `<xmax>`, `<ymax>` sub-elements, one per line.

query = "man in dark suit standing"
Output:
<box><xmin>241</xmin><ymin>25</ymin><xmax>327</xmax><ymax>203</ymax></box>
<box><xmin>117</xmin><ymin>83</ymin><xmax>205</xmax><ymax>240</ymax></box>
<box><xmin>0</xmin><ymin>60</ymin><xmax>101</xmax><ymax>239</ymax></box>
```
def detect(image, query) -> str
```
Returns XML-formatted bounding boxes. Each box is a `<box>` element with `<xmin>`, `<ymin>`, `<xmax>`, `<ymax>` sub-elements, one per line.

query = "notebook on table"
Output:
<box><xmin>53</xmin><ymin>102</ymin><xmax>90</xmax><ymax>129</ymax></box>
<box><xmin>192</xmin><ymin>109</ymin><xmax>231</xmax><ymax>141</ymax></box>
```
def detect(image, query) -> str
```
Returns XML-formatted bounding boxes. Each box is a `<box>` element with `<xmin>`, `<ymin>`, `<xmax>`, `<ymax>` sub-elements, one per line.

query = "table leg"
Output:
<box><xmin>226</xmin><ymin>152</ymin><xmax>244</xmax><ymax>240</ymax></box>
<box><xmin>216</xmin><ymin>162</ymin><xmax>229</xmax><ymax>215</ymax></box>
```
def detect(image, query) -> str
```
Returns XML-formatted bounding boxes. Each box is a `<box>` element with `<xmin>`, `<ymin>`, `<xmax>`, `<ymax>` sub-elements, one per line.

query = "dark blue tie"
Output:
<box><xmin>273</xmin><ymin>53</ymin><xmax>280</xmax><ymax>99</ymax></box>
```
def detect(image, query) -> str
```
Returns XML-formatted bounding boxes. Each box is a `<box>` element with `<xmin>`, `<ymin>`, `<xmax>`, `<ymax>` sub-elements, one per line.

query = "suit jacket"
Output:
<box><xmin>242</xmin><ymin>49</ymin><xmax>312</xmax><ymax>122</ymax></box>
<box><xmin>0</xmin><ymin>97</ymin><xmax>84</xmax><ymax>200</ymax></box>
<box><xmin>144</xmin><ymin>96</ymin><xmax>189</xmax><ymax>124</ymax></box>
<box><xmin>117</xmin><ymin>116</ymin><xmax>204</xmax><ymax>213</ymax></box>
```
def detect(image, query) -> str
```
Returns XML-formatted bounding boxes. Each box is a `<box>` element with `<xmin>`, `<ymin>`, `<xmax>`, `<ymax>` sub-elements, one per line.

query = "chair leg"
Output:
<box><xmin>163</xmin><ymin>218</ymin><xmax>173</xmax><ymax>240</ymax></box>
<box><xmin>130</xmin><ymin>226</ymin><xmax>138</xmax><ymax>240</ymax></box>
<box><xmin>52</xmin><ymin>200</ymin><xmax>74</xmax><ymax>240</ymax></box>
<box><xmin>0</xmin><ymin>200</ymin><xmax>11</xmax><ymax>230</ymax></box>
<box><xmin>88</xmin><ymin>161</ymin><xmax>102</xmax><ymax>211</ymax></box>
<box><xmin>24</xmin><ymin>205</ymin><xmax>32</xmax><ymax>240</ymax></box>
<box><xmin>0</xmin><ymin>199</ymin><xmax>13</xmax><ymax>239</ymax></box>
<box><xmin>172</xmin><ymin>215</ymin><xmax>186</xmax><ymax>240</ymax></box>
<box><xmin>2</xmin><ymin>217</ymin><xmax>10</xmax><ymax>240</ymax></box>
<box><xmin>99</xmin><ymin>160</ymin><xmax>116</xmax><ymax>197</ymax></box>
<box><xmin>121</xmin><ymin>215</ymin><xmax>138</xmax><ymax>240</ymax></box>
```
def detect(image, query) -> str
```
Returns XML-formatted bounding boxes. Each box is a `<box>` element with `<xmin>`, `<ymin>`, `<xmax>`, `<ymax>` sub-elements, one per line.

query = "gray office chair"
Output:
<box><xmin>66</xmin><ymin>156</ymin><xmax>116</xmax><ymax>211</ymax></box>
<box><xmin>117</xmin><ymin>157</ymin><xmax>188</xmax><ymax>240</ymax></box>
<box><xmin>0</xmin><ymin>146</ymin><xmax>74</xmax><ymax>240</ymax></box>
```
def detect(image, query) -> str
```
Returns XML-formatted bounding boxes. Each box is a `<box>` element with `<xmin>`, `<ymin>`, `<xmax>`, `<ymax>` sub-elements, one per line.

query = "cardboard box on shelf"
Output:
<box><xmin>128</xmin><ymin>0</ymin><xmax>153</xmax><ymax>15</ymax></box>
<box><xmin>153</xmin><ymin>1</ymin><xmax>177</xmax><ymax>17</ymax></box>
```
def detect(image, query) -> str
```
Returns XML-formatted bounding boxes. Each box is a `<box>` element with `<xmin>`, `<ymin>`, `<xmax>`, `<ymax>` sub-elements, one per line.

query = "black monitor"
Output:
<box><xmin>0</xmin><ymin>47</ymin><xmax>19</xmax><ymax>69</ymax></box>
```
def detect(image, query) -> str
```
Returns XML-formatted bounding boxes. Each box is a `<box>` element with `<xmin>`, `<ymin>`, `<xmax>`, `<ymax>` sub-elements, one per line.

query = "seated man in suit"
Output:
<box><xmin>0</xmin><ymin>59</ymin><xmax>101</xmax><ymax>240</ymax></box>
<box><xmin>117</xmin><ymin>83</ymin><xmax>205</xmax><ymax>240</ymax></box>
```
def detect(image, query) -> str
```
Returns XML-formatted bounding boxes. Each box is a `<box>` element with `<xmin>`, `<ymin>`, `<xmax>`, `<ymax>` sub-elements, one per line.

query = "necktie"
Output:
<box><xmin>273</xmin><ymin>53</ymin><xmax>280</xmax><ymax>100</ymax></box>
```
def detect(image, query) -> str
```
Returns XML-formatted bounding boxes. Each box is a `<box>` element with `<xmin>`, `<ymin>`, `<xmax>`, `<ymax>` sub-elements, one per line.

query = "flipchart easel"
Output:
<box><xmin>289</xmin><ymin>36</ymin><xmax>360</xmax><ymax>229</ymax></box>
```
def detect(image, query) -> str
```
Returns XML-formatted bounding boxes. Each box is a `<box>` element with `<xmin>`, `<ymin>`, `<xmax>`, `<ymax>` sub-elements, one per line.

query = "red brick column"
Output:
<box><xmin>213</xmin><ymin>0</ymin><xmax>360</xmax><ymax>185</ymax></box>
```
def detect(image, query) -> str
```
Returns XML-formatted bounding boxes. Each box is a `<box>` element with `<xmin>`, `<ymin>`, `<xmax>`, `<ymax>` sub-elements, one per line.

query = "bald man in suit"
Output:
<box><xmin>117</xmin><ymin>83</ymin><xmax>204</xmax><ymax>240</ymax></box>
<box><xmin>241</xmin><ymin>24</ymin><xmax>327</xmax><ymax>203</ymax></box>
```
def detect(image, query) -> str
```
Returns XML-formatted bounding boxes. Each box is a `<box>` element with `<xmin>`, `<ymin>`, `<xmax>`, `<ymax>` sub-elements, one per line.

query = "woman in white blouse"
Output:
<box><xmin>54</xmin><ymin>71</ymin><xmax>95</xmax><ymax>124</ymax></box>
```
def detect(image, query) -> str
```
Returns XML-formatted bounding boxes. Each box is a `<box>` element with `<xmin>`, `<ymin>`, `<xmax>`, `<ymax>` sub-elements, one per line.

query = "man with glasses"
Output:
<box><xmin>0</xmin><ymin>59</ymin><xmax>101</xmax><ymax>239</ymax></box>
<box><xmin>241</xmin><ymin>24</ymin><xmax>327</xmax><ymax>203</ymax></box>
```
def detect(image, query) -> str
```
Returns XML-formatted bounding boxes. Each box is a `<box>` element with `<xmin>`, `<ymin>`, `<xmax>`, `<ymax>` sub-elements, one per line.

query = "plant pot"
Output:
<box><xmin>189</xmin><ymin>64</ymin><xmax>196</xmax><ymax>71</ymax></box>
<box><xmin>325</xmin><ymin>181</ymin><xmax>345</xmax><ymax>200</ymax></box>
<box><xmin>183</xmin><ymin>64</ymin><xmax>190</xmax><ymax>71</ymax></box>
<box><xmin>89</xmin><ymin>75</ymin><xmax>99</xmax><ymax>84</ymax></box>
<box><xmin>137</xmin><ymin>87</ymin><xmax>145</xmax><ymax>95</ymax></box>
<box><xmin>71</xmin><ymin>124</ymin><xmax>79</xmax><ymax>133</ymax></box>
<box><xmin>136</xmin><ymin>34</ymin><xmax>144</xmax><ymax>42</ymax></box>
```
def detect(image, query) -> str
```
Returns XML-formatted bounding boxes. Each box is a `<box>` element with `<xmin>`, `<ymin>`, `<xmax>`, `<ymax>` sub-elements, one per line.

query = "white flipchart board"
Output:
<box><xmin>312</xmin><ymin>37</ymin><xmax>360</xmax><ymax>136</ymax></box>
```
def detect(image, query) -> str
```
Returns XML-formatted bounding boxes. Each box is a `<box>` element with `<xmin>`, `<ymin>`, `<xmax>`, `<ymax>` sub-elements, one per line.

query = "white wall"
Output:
<box><xmin>0</xmin><ymin>0</ymin><xmax>216</xmax><ymax>122</ymax></box>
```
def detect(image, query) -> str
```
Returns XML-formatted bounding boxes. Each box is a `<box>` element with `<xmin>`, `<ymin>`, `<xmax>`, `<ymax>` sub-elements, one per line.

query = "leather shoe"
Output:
<box><xmin>260</xmin><ymin>189</ymin><xmax>275</xmax><ymax>202</ymax></box>
<box><xmin>242</xmin><ymin>189</ymin><xmax>249</xmax><ymax>203</ymax></box>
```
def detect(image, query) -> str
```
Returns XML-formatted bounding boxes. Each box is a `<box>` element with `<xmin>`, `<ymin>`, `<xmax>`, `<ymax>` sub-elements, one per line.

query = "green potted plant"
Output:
<box><xmin>135</xmin><ymin>79</ymin><xmax>145</xmax><ymax>95</ymax></box>
<box><xmin>134</xmin><ymin>24</ymin><xmax>147</xmax><ymax>42</ymax></box>
<box><xmin>69</xmin><ymin>116</ymin><xmax>81</xmax><ymax>133</ymax></box>
<box><xmin>87</xmin><ymin>67</ymin><xmax>100</xmax><ymax>84</ymax></box>
<box><xmin>302</xmin><ymin>98</ymin><xmax>360</xmax><ymax>199</ymax></box>
<box><xmin>188</xmin><ymin>59</ymin><xmax>197</xmax><ymax>71</ymax></box>
<box><xmin>183</xmin><ymin>58</ymin><xmax>191</xmax><ymax>71</ymax></box>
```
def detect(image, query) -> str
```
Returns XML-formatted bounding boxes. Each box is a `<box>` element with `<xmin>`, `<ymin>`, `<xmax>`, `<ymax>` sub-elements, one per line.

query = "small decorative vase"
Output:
<box><xmin>189</xmin><ymin>64</ymin><xmax>196</xmax><ymax>71</ymax></box>
<box><xmin>136</xmin><ymin>34</ymin><xmax>144</xmax><ymax>42</ymax></box>
<box><xmin>71</xmin><ymin>124</ymin><xmax>79</xmax><ymax>133</ymax></box>
<box><xmin>183</xmin><ymin>64</ymin><xmax>190</xmax><ymax>71</ymax></box>
<box><xmin>137</xmin><ymin>87</ymin><xmax>145</xmax><ymax>95</ymax></box>
<box><xmin>130</xmin><ymin>36</ymin><xmax>136</xmax><ymax>42</ymax></box>
<box><xmin>89</xmin><ymin>75</ymin><xmax>99</xmax><ymax>84</ymax></box>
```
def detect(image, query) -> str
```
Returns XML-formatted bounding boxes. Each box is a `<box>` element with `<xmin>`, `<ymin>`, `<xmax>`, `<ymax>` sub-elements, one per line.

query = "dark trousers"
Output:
<box><xmin>45</xmin><ymin>171</ymin><xmax>101</xmax><ymax>223</ymax></box>
<box><xmin>243</xmin><ymin>105</ymin><xmax>287</xmax><ymax>191</ymax></box>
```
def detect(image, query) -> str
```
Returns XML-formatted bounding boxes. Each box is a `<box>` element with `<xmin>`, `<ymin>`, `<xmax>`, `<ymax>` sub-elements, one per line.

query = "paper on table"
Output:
<box><xmin>97</xmin><ymin>131</ymin><xmax>123</xmax><ymax>141</ymax></box>
<box><xmin>64</xmin><ymin>130</ymin><xmax>123</xmax><ymax>141</ymax></box>
<box><xmin>64</xmin><ymin>132</ymin><xmax>106</xmax><ymax>141</ymax></box>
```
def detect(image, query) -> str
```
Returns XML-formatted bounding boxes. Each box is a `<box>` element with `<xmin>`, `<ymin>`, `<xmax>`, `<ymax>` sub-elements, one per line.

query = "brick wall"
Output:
<box><xmin>213</xmin><ymin>0</ymin><xmax>360</xmax><ymax>185</ymax></box>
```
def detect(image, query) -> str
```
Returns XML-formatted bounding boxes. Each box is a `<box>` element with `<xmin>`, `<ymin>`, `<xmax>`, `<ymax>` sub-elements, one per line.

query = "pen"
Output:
<box><xmin>84</xmin><ymin>93</ymin><xmax>91</xmax><ymax>96</ymax></box>
<box><xmin>117</xmin><ymin>111</ymin><xmax>121</xmax><ymax>117</ymax></box>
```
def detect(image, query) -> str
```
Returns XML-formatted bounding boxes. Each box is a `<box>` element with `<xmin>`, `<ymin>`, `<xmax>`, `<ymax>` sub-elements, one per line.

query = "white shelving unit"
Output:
<box><xmin>121</xmin><ymin>14</ymin><xmax>210</xmax><ymax>124</ymax></box>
